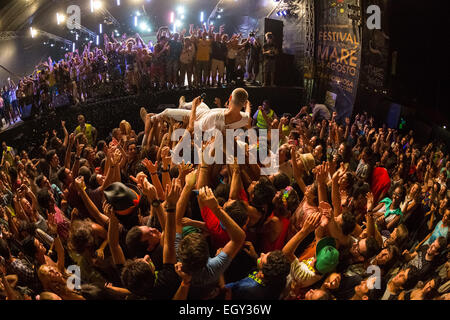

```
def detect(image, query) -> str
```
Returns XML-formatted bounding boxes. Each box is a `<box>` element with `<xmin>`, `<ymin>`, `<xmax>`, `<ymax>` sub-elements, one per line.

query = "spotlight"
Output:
<box><xmin>139</xmin><ymin>22</ymin><xmax>149</xmax><ymax>31</ymax></box>
<box><xmin>134</xmin><ymin>16</ymin><xmax>138</xmax><ymax>27</ymax></box>
<box><xmin>170</xmin><ymin>11</ymin><xmax>175</xmax><ymax>23</ymax></box>
<box><xmin>99</xmin><ymin>23</ymin><xmax>102</xmax><ymax>33</ymax></box>
<box><xmin>30</xmin><ymin>27</ymin><xmax>37</xmax><ymax>38</ymax></box>
<box><xmin>96</xmin><ymin>35</ymin><xmax>99</xmax><ymax>45</ymax></box>
<box><xmin>93</xmin><ymin>1</ymin><xmax>102</xmax><ymax>11</ymax></box>
<box><xmin>176</xmin><ymin>6</ymin><xmax>185</xmax><ymax>15</ymax></box>
<box><xmin>117</xmin><ymin>0</ymin><xmax>120</xmax><ymax>6</ymax></box>
<box><xmin>56</xmin><ymin>13</ymin><xmax>66</xmax><ymax>25</ymax></box>
<box><xmin>72</xmin><ymin>42</ymin><xmax>75</xmax><ymax>52</ymax></box>
<box><xmin>136</xmin><ymin>11</ymin><xmax>141</xmax><ymax>16</ymax></box>
<box><xmin>200</xmin><ymin>11</ymin><xmax>204</xmax><ymax>22</ymax></box>
<box><xmin>218</xmin><ymin>15</ymin><xmax>221</xmax><ymax>19</ymax></box>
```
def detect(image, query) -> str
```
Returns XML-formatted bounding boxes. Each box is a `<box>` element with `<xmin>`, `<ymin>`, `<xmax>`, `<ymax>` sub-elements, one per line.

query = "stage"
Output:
<box><xmin>0</xmin><ymin>86</ymin><xmax>305</xmax><ymax>156</ymax></box>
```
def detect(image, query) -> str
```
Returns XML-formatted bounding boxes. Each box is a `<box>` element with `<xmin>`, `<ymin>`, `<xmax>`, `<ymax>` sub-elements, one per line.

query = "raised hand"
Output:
<box><xmin>165</xmin><ymin>178</ymin><xmax>182</xmax><ymax>207</ymax></box>
<box><xmin>242</xmin><ymin>241</ymin><xmax>258</xmax><ymax>259</ymax></box>
<box><xmin>130</xmin><ymin>171</ymin><xmax>148</xmax><ymax>189</ymax></box>
<box><xmin>301</xmin><ymin>211</ymin><xmax>321</xmax><ymax>234</ymax></box>
<box><xmin>318</xmin><ymin>201</ymin><xmax>333</xmax><ymax>227</ymax></box>
<box><xmin>142</xmin><ymin>177</ymin><xmax>158</xmax><ymax>201</ymax></box>
<box><xmin>102</xmin><ymin>201</ymin><xmax>114</xmax><ymax>218</ymax></box>
<box><xmin>198</xmin><ymin>186</ymin><xmax>219</xmax><ymax>211</ymax></box>
<box><xmin>47</xmin><ymin>212</ymin><xmax>58</xmax><ymax>235</ymax></box>
<box><xmin>366</xmin><ymin>192</ymin><xmax>374</xmax><ymax>212</ymax></box>
<box><xmin>74</xmin><ymin>176</ymin><xmax>86</xmax><ymax>192</ymax></box>
<box><xmin>142</xmin><ymin>158</ymin><xmax>158</xmax><ymax>174</ymax></box>
<box><xmin>179</xmin><ymin>160</ymin><xmax>194</xmax><ymax>179</ymax></box>
<box><xmin>185</xmin><ymin>169</ymin><xmax>197</xmax><ymax>188</ymax></box>
<box><xmin>175</xmin><ymin>262</ymin><xmax>192</xmax><ymax>285</ymax></box>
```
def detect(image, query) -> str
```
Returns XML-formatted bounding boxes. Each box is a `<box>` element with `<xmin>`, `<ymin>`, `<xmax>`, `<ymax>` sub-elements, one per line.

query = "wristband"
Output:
<box><xmin>161</xmin><ymin>169</ymin><xmax>169</xmax><ymax>173</ymax></box>
<box><xmin>200</xmin><ymin>166</ymin><xmax>208</xmax><ymax>169</ymax></box>
<box><xmin>166</xmin><ymin>207</ymin><xmax>176</xmax><ymax>213</ymax></box>
<box><xmin>151</xmin><ymin>172</ymin><xmax>158</xmax><ymax>176</ymax></box>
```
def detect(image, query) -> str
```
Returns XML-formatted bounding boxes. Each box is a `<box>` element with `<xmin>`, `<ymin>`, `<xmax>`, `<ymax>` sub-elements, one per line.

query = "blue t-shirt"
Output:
<box><xmin>175</xmin><ymin>233</ymin><xmax>231</xmax><ymax>298</ymax></box>
<box><xmin>226</xmin><ymin>271</ymin><xmax>278</xmax><ymax>300</ymax></box>
<box><xmin>424</xmin><ymin>221</ymin><xmax>449</xmax><ymax>245</ymax></box>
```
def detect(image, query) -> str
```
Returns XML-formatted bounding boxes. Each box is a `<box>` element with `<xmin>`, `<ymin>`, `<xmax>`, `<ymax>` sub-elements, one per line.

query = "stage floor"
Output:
<box><xmin>0</xmin><ymin>85</ymin><xmax>305</xmax><ymax>153</ymax></box>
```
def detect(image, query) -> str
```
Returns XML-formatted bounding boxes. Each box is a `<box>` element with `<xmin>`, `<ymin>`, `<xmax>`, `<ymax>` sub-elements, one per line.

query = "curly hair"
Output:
<box><xmin>121</xmin><ymin>260</ymin><xmax>155</xmax><ymax>298</ymax></box>
<box><xmin>177</xmin><ymin>233</ymin><xmax>210</xmax><ymax>274</ymax></box>
<box><xmin>68</xmin><ymin>220</ymin><xmax>95</xmax><ymax>254</ymax></box>
<box><xmin>261</xmin><ymin>250</ymin><xmax>290</xmax><ymax>288</ymax></box>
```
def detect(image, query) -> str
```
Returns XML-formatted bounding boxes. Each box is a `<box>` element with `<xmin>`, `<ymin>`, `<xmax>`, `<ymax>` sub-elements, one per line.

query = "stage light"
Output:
<box><xmin>96</xmin><ymin>35</ymin><xmax>99</xmax><ymax>45</ymax></box>
<box><xmin>136</xmin><ymin>11</ymin><xmax>141</xmax><ymax>17</ymax></box>
<box><xmin>93</xmin><ymin>1</ymin><xmax>102</xmax><ymax>11</ymax></box>
<box><xmin>176</xmin><ymin>6</ymin><xmax>185</xmax><ymax>15</ymax></box>
<box><xmin>217</xmin><ymin>15</ymin><xmax>221</xmax><ymax>19</ymax></box>
<box><xmin>134</xmin><ymin>16</ymin><xmax>138</xmax><ymax>27</ymax></box>
<box><xmin>50</xmin><ymin>43</ymin><xmax>54</xmax><ymax>47</ymax></box>
<box><xmin>99</xmin><ymin>24</ymin><xmax>102</xmax><ymax>33</ymax></box>
<box><xmin>200</xmin><ymin>11</ymin><xmax>204</xmax><ymax>22</ymax></box>
<box><xmin>30</xmin><ymin>27</ymin><xmax>37</xmax><ymax>38</ymax></box>
<box><xmin>181</xmin><ymin>15</ymin><xmax>185</xmax><ymax>20</ymax></box>
<box><xmin>76</xmin><ymin>33</ymin><xmax>79</xmax><ymax>41</ymax></box>
<box><xmin>170</xmin><ymin>11</ymin><xmax>175</xmax><ymax>23</ymax></box>
<box><xmin>56</xmin><ymin>13</ymin><xmax>66</xmax><ymax>25</ymax></box>
<box><xmin>117</xmin><ymin>0</ymin><xmax>120</xmax><ymax>6</ymax></box>
<box><xmin>139</xmin><ymin>22</ymin><xmax>149</xmax><ymax>31</ymax></box>
<box><xmin>72</xmin><ymin>42</ymin><xmax>76</xmax><ymax>52</ymax></box>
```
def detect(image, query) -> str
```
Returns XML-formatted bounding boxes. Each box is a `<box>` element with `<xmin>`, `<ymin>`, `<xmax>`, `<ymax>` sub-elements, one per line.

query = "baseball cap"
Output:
<box><xmin>315</xmin><ymin>237</ymin><xmax>339</xmax><ymax>275</ymax></box>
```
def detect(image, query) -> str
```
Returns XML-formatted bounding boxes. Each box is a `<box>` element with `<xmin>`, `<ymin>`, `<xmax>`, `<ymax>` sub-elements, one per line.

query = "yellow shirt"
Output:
<box><xmin>196</xmin><ymin>39</ymin><xmax>212</xmax><ymax>61</ymax></box>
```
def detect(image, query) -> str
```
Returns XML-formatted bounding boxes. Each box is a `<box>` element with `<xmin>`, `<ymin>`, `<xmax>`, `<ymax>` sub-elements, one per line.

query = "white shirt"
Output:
<box><xmin>195</xmin><ymin>108</ymin><xmax>250</xmax><ymax>132</ymax></box>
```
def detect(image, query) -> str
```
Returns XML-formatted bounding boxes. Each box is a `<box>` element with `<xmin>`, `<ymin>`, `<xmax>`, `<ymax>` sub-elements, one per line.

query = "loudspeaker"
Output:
<box><xmin>264</xmin><ymin>18</ymin><xmax>283</xmax><ymax>51</ymax></box>
<box><xmin>276</xmin><ymin>53</ymin><xmax>298</xmax><ymax>86</ymax></box>
<box><xmin>20</xmin><ymin>104</ymin><xmax>34</xmax><ymax>121</ymax></box>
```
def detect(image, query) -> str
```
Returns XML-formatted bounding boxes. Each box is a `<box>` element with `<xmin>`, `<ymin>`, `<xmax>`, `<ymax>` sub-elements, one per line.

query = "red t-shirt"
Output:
<box><xmin>201</xmin><ymin>206</ymin><xmax>229</xmax><ymax>250</ymax></box>
<box><xmin>262</xmin><ymin>212</ymin><xmax>290</xmax><ymax>253</ymax></box>
<box><xmin>201</xmin><ymin>189</ymin><xmax>250</xmax><ymax>249</ymax></box>
<box><xmin>371</xmin><ymin>167</ymin><xmax>391</xmax><ymax>203</ymax></box>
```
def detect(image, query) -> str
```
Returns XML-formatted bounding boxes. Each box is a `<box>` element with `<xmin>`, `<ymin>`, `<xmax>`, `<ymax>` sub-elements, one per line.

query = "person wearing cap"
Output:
<box><xmin>282</xmin><ymin>210</ymin><xmax>339</xmax><ymax>299</ymax></box>
<box><xmin>107</xmin><ymin>178</ymin><xmax>192</xmax><ymax>300</ymax></box>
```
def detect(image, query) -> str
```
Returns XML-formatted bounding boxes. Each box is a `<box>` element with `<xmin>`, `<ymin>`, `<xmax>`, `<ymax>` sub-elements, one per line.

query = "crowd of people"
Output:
<box><xmin>0</xmin><ymin>87</ymin><xmax>449</xmax><ymax>301</ymax></box>
<box><xmin>0</xmin><ymin>24</ymin><xmax>280</xmax><ymax>128</ymax></box>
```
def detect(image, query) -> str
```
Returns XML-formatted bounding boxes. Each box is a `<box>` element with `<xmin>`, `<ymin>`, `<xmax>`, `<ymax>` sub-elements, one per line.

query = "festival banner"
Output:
<box><xmin>314</xmin><ymin>0</ymin><xmax>362</xmax><ymax>122</ymax></box>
